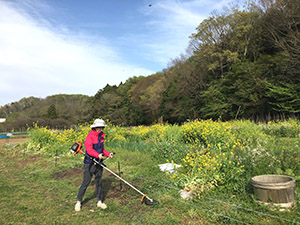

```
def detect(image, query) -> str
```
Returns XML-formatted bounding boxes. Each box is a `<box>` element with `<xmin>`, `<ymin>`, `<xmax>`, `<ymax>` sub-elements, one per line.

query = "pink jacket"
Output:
<box><xmin>84</xmin><ymin>130</ymin><xmax>110</xmax><ymax>158</ymax></box>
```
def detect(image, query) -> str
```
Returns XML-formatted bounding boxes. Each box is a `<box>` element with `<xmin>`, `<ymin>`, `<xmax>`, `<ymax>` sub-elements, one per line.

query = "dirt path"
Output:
<box><xmin>0</xmin><ymin>136</ymin><xmax>29</xmax><ymax>146</ymax></box>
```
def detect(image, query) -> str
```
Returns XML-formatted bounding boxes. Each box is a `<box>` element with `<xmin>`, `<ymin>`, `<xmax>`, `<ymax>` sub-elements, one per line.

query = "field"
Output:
<box><xmin>0</xmin><ymin>140</ymin><xmax>207</xmax><ymax>224</ymax></box>
<box><xmin>0</xmin><ymin>135</ymin><xmax>29</xmax><ymax>145</ymax></box>
<box><xmin>1</xmin><ymin>119</ymin><xmax>300</xmax><ymax>224</ymax></box>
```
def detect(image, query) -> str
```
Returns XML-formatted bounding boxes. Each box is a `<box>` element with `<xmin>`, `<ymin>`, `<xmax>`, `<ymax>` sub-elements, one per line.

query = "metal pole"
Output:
<box><xmin>118</xmin><ymin>161</ymin><xmax>122</xmax><ymax>191</ymax></box>
<box><xmin>55</xmin><ymin>149</ymin><xmax>58</xmax><ymax>167</ymax></box>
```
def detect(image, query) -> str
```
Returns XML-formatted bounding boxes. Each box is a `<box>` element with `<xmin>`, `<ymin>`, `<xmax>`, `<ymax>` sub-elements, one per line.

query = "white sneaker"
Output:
<box><xmin>75</xmin><ymin>202</ymin><xmax>81</xmax><ymax>211</ymax></box>
<box><xmin>97</xmin><ymin>201</ymin><xmax>107</xmax><ymax>209</ymax></box>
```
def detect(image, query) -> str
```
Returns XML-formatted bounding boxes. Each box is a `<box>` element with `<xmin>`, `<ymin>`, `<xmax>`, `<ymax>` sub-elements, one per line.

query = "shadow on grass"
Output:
<box><xmin>80</xmin><ymin>176</ymin><xmax>113</xmax><ymax>205</ymax></box>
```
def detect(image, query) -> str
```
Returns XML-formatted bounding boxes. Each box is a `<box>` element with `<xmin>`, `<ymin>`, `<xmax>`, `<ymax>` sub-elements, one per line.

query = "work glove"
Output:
<box><xmin>98</xmin><ymin>153</ymin><xmax>105</xmax><ymax>159</ymax></box>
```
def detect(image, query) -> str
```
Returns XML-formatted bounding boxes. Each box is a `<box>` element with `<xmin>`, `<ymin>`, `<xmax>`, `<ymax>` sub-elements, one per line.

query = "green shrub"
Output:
<box><xmin>260</xmin><ymin>119</ymin><xmax>300</xmax><ymax>138</ymax></box>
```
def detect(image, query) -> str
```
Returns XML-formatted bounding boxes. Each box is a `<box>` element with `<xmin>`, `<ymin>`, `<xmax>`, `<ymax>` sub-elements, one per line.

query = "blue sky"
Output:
<box><xmin>0</xmin><ymin>0</ymin><xmax>235</xmax><ymax>107</ymax></box>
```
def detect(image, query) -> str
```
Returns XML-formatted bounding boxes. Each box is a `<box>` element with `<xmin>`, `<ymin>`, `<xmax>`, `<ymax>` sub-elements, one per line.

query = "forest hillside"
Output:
<box><xmin>1</xmin><ymin>0</ymin><xmax>299</xmax><ymax>131</ymax></box>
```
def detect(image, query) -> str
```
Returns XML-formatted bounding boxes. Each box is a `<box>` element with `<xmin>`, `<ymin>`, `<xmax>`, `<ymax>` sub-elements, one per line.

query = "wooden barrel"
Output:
<box><xmin>251</xmin><ymin>174</ymin><xmax>295</xmax><ymax>208</ymax></box>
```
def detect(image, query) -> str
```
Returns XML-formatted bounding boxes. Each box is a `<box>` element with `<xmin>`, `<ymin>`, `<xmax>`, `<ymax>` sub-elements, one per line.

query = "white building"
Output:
<box><xmin>0</xmin><ymin>118</ymin><xmax>6</xmax><ymax>123</ymax></box>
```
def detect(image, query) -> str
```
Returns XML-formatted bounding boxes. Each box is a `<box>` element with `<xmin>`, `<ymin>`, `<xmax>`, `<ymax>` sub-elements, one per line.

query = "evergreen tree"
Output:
<box><xmin>47</xmin><ymin>104</ymin><xmax>58</xmax><ymax>119</ymax></box>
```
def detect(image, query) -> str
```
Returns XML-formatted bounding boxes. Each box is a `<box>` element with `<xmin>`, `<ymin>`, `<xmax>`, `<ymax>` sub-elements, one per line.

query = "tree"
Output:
<box><xmin>130</xmin><ymin>73</ymin><xmax>168</xmax><ymax>124</ymax></box>
<box><xmin>198</xmin><ymin>83</ymin><xmax>230</xmax><ymax>120</ymax></box>
<box><xmin>47</xmin><ymin>104</ymin><xmax>58</xmax><ymax>119</ymax></box>
<box><xmin>259</xmin><ymin>0</ymin><xmax>300</xmax><ymax>80</ymax></box>
<box><xmin>266</xmin><ymin>81</ymin><xmax>300</xmax><ymax>114</ymax></box>
<box><xmin>190</xmin><ymin>10</ymin><xmax>260</xmax><ymax>79</ymax></box>
<box><xmin>160</xmin><ymin>56</ymin><xmax>206</xmax><ymax>122</ymax></box>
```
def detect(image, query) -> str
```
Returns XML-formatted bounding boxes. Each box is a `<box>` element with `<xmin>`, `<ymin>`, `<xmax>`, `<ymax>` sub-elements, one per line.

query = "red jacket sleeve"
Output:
<box><xmin>103</xmin><ymin>148</ymin><xmax>110</xmax><ymax>157</ymax></box>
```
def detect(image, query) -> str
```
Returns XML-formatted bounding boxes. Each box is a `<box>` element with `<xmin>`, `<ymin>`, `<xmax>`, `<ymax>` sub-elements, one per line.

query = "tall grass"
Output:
<box><xmin>25</xmin><ymin>119</ymin><xmax>300</xmax><ymax>196</ymax></box>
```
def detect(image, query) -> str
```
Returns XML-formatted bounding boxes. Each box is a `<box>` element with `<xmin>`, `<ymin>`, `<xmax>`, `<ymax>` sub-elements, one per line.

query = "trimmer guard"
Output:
<box><xmin>143</xmin><ymin>198</ymin><xmax>158</xmax><ymax>206</ymax></box>
<box><xmin>141</xmin><ymin>194</ymin><xmax>158</xmax><ymax>205</ymax></box>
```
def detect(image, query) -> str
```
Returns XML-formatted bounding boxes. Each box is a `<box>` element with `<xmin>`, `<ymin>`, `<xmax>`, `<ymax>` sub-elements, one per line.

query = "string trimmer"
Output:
<box><xmin>71</xmin><ymin>142</ymin><xmax>158</xmax><ymax>206</ymax></box>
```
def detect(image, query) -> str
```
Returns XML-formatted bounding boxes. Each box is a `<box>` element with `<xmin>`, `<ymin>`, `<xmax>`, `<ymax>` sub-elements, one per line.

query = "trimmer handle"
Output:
<box><xmin>103</xmin><ymin>152</ymin><xmax>116</xmax><ymax>163</ymax></box>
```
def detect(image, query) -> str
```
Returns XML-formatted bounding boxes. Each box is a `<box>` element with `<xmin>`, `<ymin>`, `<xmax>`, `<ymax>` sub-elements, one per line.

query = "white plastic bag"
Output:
<box><xmin>158</xmin><ymin>163</ymin><xmax>181</xmax><ymax>173</ymax></box>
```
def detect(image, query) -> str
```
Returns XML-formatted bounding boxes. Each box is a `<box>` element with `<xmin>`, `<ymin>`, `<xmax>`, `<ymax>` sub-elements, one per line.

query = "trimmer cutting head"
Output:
<box><xmin>143</xmin><ymin>198</ymin><xmax>158</xmax><ymax>206</ymax></box>
<box><xmin>141</xmin><ymin>194</ymin><xmax>158</xmax><ymax>206</ymax></box>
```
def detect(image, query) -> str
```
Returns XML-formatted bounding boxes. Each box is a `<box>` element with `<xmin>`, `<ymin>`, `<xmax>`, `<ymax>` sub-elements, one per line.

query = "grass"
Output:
<box><xmin>1</xmin><ymin>141</ymin><xmax>300</xmax><ymax>224</ymax></box>
<box><xmin>0</xmin><ymin>144</ymin><xmax>202</xmax><ymax>225</ymax></box>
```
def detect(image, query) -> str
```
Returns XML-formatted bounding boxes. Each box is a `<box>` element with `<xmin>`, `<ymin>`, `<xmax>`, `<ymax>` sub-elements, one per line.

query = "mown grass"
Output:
<box><xmin>0</xmin><ymin>144</ymin><xmax>204</xmax><ymax>225</ymax></box>
<box><xmin>1</xmin><ymin>141</ymin><xmax>300</xmax><ymax>225</ymax></box>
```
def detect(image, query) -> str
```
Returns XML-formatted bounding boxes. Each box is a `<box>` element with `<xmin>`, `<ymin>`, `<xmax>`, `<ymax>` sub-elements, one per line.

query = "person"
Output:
<box><xmin>75</xmin><ymin>119</ymin><xmax>114</xmax><ymax>212</ymax></box>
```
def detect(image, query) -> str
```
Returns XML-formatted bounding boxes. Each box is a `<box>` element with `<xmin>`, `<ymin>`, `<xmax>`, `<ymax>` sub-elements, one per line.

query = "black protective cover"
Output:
<box><xmin>71</xmin><ymin>142</ymin><xmax>79</xmax><ymax>153</ymax></box>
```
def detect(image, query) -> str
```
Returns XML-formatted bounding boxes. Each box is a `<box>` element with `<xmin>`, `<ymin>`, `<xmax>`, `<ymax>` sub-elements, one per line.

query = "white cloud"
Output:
<box><xmin>0</xmin><ymin>1</ymin><xmax>154</xmax><ymax>106</ymax></box>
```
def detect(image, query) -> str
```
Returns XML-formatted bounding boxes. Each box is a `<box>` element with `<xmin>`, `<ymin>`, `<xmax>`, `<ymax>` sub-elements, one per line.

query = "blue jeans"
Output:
<box><xmin>77</xmin><ymin>163</ymin><xmax>103</xmax><ymax>202</ymax></box>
